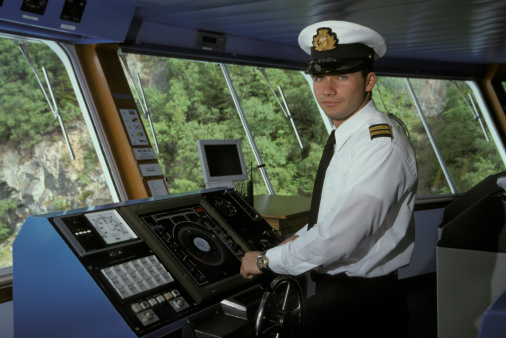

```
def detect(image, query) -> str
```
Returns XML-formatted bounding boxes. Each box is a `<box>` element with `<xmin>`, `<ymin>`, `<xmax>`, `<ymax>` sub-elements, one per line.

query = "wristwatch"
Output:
<box><xmin>256</xmin><ymin>251</ymin><xmax>272</xmax><ymax>273</ymax></box>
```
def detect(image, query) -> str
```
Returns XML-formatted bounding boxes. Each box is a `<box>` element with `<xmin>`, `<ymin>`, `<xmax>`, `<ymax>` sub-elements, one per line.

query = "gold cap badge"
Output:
<box><xmin>312</xmin><ymin>28</ymin><xmax>338</xmax><ymax>51</ymax></box>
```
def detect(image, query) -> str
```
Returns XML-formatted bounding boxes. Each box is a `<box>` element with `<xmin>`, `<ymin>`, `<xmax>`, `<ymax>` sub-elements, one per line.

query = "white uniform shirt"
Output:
<box><xmin>268</xmin><ymin>100</ymin><xmax>418</xmax><ymax>278</ymax></box>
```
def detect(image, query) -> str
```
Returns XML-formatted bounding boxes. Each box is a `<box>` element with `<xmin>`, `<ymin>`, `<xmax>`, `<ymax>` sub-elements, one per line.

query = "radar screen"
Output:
<box><xmin>139</xmin><ymin>205</ymin><xmax>245</xmax><ymax>287</ymax></box>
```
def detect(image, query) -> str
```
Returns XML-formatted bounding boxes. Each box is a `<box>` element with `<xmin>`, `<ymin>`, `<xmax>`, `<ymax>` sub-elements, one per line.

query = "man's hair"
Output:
<box><xmin>361</xmin><ymin>66</ymin><xmax>374</xmax><ymax>77</ymax></box>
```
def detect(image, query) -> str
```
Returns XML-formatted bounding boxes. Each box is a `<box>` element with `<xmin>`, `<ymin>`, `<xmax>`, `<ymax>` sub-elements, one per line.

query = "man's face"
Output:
<box><xmin>312</xmin><ymin>71</ymin><xmax>376</xmax><ymax>127</ymax></box>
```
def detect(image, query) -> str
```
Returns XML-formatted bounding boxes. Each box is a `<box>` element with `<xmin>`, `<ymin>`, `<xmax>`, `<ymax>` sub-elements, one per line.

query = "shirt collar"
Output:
<box><xmin>334</xmin><ymin>100</ymin><xmax>377</xmax><ymax>149</ymax></box>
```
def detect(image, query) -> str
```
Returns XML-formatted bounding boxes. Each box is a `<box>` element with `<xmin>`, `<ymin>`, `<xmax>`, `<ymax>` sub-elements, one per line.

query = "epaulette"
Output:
<box><xmin>369</xmin><ymin>124</ymin><xmax>392</xmax><ymax>140</ymax></box>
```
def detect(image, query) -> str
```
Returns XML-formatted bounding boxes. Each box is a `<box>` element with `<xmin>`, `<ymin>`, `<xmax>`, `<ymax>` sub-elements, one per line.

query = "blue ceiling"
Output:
<box><xmin>123</xmin><ymin>0</ymin><xmax>506</xmax><ymax>77</ymax></box>
<box><xmin>0</xmin><ymin>0</ymin><xmax>504</xmax><ymax>77</ymax></box>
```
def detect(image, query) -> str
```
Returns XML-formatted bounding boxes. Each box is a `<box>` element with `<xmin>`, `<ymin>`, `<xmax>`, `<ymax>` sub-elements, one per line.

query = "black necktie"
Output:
<box><xmin>308</xmin><ymin>130</ymin><xmax>336</xmax><ymax>229</ymax></box>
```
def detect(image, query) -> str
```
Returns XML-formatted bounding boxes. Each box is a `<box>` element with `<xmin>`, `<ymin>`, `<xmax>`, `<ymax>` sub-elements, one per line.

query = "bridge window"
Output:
<box><xmin>122</xmin><ymin>53</ymin><xmax>505</xmax><ymax>199</ymax></box>
<box><xmin>0</xmin><ymin>37</ymin><xmax>114</xmax><ymax>270</ymax></box>
<box><xmin>373</xmin><ymin>77</ymin><xmax>505</xmax><ymax>195</ymax></box>
<box><xmin>120</xmin><ymin>54</ymin><xmax>327</xmax><ymax>197</ymax></box>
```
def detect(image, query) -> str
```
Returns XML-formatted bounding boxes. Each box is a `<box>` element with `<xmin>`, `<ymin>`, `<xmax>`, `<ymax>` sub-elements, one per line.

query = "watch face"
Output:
<box><xmin>85</xmin><ymin>209</ymin><xmax>138</xmax><ymax>245</ymax></box>
<box><xmin>257</xmin><ymin>254</ymin><xmax>269</xmax><ymax>269</ymax></box>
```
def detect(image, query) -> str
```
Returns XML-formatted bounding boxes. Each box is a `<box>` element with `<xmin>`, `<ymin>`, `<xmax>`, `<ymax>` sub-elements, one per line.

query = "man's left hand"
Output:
<box><xmin>240</xmin><ymin>251</ymin><xmax>262</xmax><ymax>279</ymax></box>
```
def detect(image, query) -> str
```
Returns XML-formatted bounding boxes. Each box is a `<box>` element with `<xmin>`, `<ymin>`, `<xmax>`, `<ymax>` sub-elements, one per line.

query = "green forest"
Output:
<box><xmin>129</xmin><ymin>56</ymin><xmax>328</xmax><ymax>196</ymax></box>
<box><xmin>0</xmin><ymin>40</ymin><xmax>81</xmax><ymax>147</ymax></box>
<box><xmin>0</xmin><ymin>39</ymin><xmax>504</xmax><ymax>268</ymax></box>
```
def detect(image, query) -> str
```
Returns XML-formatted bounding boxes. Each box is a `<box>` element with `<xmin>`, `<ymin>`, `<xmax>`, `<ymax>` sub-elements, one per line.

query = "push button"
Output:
<box><xmin>131</xmin><ymin>303</ymin><xmax>142</xmax><ymax>313</ymax></box>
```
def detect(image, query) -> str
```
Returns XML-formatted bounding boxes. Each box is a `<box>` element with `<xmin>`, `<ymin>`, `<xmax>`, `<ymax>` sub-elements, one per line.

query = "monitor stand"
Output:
<box><xmin>205</xmin><ymin>180</ymin><xmax>234</xmax><ymax>189</ymax></box>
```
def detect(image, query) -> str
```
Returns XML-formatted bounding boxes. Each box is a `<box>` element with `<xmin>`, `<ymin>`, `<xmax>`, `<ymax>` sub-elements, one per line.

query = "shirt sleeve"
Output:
<box><xmin>267</xmin><ymin>137</ymin><xmax>416</xmax><ymax>276</ymax></box>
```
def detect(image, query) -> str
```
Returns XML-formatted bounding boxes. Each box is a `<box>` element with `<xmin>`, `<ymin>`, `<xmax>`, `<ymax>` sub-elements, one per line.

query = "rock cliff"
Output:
<box><xmin>0</xmin><ymin>119</ymin><xmax>112</xmax><ymax>237</ymax></box>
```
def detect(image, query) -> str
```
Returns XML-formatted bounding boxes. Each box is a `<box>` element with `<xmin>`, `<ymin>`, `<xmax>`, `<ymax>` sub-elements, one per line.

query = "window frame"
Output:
<box><xmin>0</xmin><ymin>37</ymin><xmax>123</xmax><ymax>299</ymax></box>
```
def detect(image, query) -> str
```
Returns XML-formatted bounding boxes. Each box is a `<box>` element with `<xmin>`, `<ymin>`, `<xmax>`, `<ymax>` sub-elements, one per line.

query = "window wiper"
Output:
<box><xmin>17</xmin><ymin>42</ymin><xmax>75</xmax><ymax>160</ymax></box>
<box><xmin>406</xmin><ymin>78</ymin><xmax>456</xmax><ymax>193</ymax></box>
<box><xmin>258</xmin><ymin>68</ymin><xmax>303</xmax><ymax>149</ymax></box>
<box><xmin>119</xmin><ymin>52</ymin><xmax>160</xmax><ymax>154</ymax></box>
<box><xmin>452</xmin><ymin>81</ymin><xmax>489</xmax><ymax>142</ymax></box>
<box><xmin>278</xmin><ymin>85</ymin><xmax>304</xmax><ymax>149</ymax></box>
<box><xmin>221</xmin><ymin>64</ymin><xmax>275</xmax><ymax>195</ymax></box>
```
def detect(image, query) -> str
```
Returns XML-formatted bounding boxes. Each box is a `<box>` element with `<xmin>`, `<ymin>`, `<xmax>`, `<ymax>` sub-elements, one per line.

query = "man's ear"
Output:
<box><xmin>365</xmin><ymin>72</ymin><xmax>377</xmax><ymax>92</ymax></box>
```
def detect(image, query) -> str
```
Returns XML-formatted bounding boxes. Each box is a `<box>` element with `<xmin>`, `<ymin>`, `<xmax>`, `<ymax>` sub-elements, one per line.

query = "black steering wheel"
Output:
<box><xmin>255</xmin><ymin>275</ymin><xmax>304</xmax><ymax>337</ymax></box>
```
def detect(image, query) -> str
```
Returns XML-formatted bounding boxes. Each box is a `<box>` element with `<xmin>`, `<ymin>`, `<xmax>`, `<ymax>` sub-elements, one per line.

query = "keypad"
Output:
<box><xmin>101</xmin><ymin>255</ymin><xmax>174</xmax><ymax>299</ymax></box>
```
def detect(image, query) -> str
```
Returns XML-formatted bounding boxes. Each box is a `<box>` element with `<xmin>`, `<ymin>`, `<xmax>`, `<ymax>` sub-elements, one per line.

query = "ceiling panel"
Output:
<box><xmin>124</xmin><ymin>0</ymin><xmax>506</xmax><ymax>76</ymax></box>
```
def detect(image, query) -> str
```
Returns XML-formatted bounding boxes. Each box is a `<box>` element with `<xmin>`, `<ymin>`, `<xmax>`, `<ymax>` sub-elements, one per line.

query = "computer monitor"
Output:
<box><xmin>197</xmin><ymin>139</ymin><xmax>248</xmax><ymax>189</ymax></box>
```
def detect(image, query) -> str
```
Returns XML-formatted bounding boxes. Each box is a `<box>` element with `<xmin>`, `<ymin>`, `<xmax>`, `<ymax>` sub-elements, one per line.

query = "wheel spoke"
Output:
<box><xmin>255</xmin><ymin>276</ymin><xmax>304</xmax><ymax>337</ymax></box>
<box><xmin>261</xmin><ymin>315</ymin><xmax>279</xmax><ymax>335</ymax></box>
<box><xmin>290</xmin><ymin>305</ymin><xmax>302</xmax><ymax>316</ymax></box>
<box><xmin>281</xmin><ymin>283</ymin><xmax>291</xmax><ymax>310</ymax></box>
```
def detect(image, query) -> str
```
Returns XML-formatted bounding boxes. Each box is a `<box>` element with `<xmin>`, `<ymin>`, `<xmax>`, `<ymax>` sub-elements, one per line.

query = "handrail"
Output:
<box><xmin>0</xmin><ymin>267</ymin><xmax>13</xmax><ymax>303</ymax></box>
<box><xmin>414</xmin><ymin>194</ymin><xmax>458</xmax><ymax>211</ymax></box>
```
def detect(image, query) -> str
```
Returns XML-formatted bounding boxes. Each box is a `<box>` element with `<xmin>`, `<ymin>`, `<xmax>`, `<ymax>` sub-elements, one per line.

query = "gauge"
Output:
<box><xmin>60</xmin><ymin>0</ymin><xmax>87</xmax><ymax>23</ymax></box>
<box><xmin>85</xmin><ymin>209</ymin><xmax>138</xmax><ymax>245</ymax></box>
<box><xmin>21</xmin><ymin>0</ymin><xmax>49</xmax><ymax>15</ymax></box>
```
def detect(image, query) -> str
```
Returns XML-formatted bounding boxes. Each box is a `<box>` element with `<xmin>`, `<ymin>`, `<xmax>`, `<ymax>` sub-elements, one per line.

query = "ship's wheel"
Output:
<box><xmin>255</xmin><ymin>276</ymin><xmax>304</xmax><ymax>337</ymax></box>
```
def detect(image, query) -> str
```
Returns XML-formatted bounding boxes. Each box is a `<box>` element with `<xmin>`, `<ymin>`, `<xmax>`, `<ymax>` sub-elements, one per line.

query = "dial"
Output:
<box><xmin>85</xmin><ymin>209</ymin><xmax>138</xmax><ymax>245</ymax></box>
<box><xmin>213</xmin><ymin>197</ymin><xmax>237</xmax><ymax>217</ymax></box>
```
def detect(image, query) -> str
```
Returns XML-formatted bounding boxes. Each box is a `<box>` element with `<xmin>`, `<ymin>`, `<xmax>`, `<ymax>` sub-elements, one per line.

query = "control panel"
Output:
<box><xmin>0</xmin><ymin>0</ymin><xmax>135</xmax><ymax>44</ymax></box>
<box><xmin>45</xmin><ymin>188</ymin><xmax>282</xmax><ymax>337</ymax></box>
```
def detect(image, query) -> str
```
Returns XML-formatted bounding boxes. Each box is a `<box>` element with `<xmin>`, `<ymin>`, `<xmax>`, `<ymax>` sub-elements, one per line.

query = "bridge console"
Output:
<box><xmin>13</xmin><ymin>188</ymin><xmax>289</xmax><ymax>337</ymax></box>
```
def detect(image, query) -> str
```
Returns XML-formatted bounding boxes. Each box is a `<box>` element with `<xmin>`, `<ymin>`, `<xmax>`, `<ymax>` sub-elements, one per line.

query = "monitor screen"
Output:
<box><xmin>197</xmin><ymin>139</ymin><xmax>248</xmax><ymax>188</ymax></box>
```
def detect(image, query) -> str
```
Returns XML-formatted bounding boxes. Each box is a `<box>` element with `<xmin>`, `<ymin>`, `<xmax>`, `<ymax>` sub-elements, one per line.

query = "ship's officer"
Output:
<box><xmin>241</xmin><ymin>20</ymin><xmax>418</xmax><ymax>337</ymax></box>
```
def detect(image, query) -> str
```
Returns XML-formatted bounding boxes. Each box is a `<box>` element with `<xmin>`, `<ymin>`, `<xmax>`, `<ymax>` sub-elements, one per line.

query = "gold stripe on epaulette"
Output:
<box><xmin>369</xmin><ymin>124</ymin><xmax>392</xmax><ymax>140</ymax></box>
